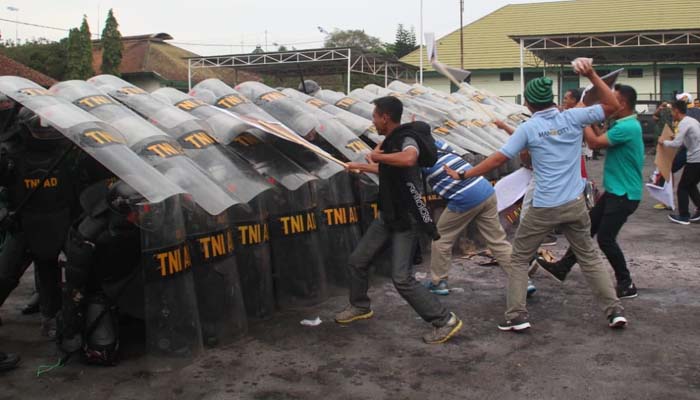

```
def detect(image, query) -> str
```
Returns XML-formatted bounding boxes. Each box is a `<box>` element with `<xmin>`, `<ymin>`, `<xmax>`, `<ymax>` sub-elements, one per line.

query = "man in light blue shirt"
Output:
<box><xmin>445</xmin><ymin>61</ymin><xmax>627</xmax><ymax>331</ymax></box>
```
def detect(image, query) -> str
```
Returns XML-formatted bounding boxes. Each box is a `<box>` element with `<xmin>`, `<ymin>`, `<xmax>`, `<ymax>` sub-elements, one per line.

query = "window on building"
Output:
<box><xmin>628</xmin><ymin>69</ymin><xmax>643</xmax><ymax>78</ymax></box>
<box><xmin>500</xmin><ymin>72</ymin><xmax>514</xmax><ymax>81</ymax></box>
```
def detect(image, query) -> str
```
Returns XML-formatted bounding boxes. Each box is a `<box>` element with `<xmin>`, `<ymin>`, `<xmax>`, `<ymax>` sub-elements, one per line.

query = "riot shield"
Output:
<box><xmin>190</xmin><ymin>79</ymin><xmax>344</xmax><ymax>181</ymax></box>
<box><xmin>0</xmin><ymin>76</ymin><xmax>183</xmax><ymax>204</ymax></box>
<box><xmin>281</xmin><ymin>89</ymin><xmax>382</xmax><ymax>146</ymax></box>
<box><xmin>152</xmin><ymin>87</ymin><xmax>320</xmax><ymax>191</ymax></box>
<box><xmin>229</xmin><ymin>198</ymin><xmax>275</xmax><ymax>319</ymax></box>
<box><xmin>315</xmin><ymin>172</ymin><xmax>362</xmax><ymax>287</ymax></box>
<box><xmin>48</xmin><ymin>80</ymin><xmax>235</xmax><ymax>215</ymax></box>
<box><xmin>358</xmin><ymin>85</ymin><xmax>499</xmax><ymax>155</ymax></box>
<box><xmin>86</xmin><ymin>75</ymin><xmax>271</xmax><ymax>204</ymax></box>
<box><xmin>139</xmin><ymin>195</ymin><xmax>203</xmax><ymax>364</ymax></box>
<box><xmin>183</xmin><ymin>200</ymin><xmax>247</xmax><ymax>347</ymax></box>
<box><xmin>265</xmin><ymin>184</ymin><xmax>327</xmax><ymax>307</ymax></box>
<box><xmin>235</xmin><ymin>82</ymin><xmax>378</xmax><ymax>182</ymax></box>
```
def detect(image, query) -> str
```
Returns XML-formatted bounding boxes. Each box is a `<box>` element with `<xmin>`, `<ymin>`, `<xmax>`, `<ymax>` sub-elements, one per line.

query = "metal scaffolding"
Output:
<box><xmin>186</xmin><ymin>47</ymin><xmax>419</xmax><ymax>93</ymax></box>
<box><xmin>511</xmin><ymin>30</ymin><xmax>700</xmax><ymax>104</ymax></box>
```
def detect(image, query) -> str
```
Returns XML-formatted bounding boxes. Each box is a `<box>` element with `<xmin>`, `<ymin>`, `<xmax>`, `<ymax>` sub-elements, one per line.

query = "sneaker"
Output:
<box><xmin>541</xmin><ymin>234</ymin><xmax>558</xmax><ymax>246</ymax></box>
<box><xmin>526</xmin><ymin>280</ymin><xmax>537</xmax><ymax>298</ymax></box>
<box><xmin>423</xmin><ymin>280</ymin><xmax>449</xmax><ymax>296</ymax></box>
<box><xmin>668</xmin><ymin>214</ymin><xmax>690</xmax><ymax>225</ymax></box>
<box><xmin>617</xmin><ymin>283</ymin><xmax>638</xmax><ymax>299</ymax></box>
<box><xmin>335</xmin><ymin>305</ymin><xmax>374</xmax><ymax>324</ymax></box>
<box><xmin>0</xmin><ymin>352</ymin><xmax>20</xmax><ymax>372</ymax></box>
<box><xmin>653</xmin><ymin>203</ymin><xmax>671</xmax><ymax>210</ymax></box>
<box><xmin>498</xmin><ymin>315</ymin><xmax>531</xmax><ymax>331</ymax></box>
<box><xmin>690</xmin><ymin>210</ymin><xmax>700</xmax><ymax>222</ymax></box>
<box><xmin>535</xmin><ymin>256</ymin><xmax>568</xmax><ymax>283</ymax></box>
<box><xmin>607</xmin><ymin>310</ymin><xmax>628</xmax><ymax>329</ymax></box>
<box><xmin>422</xmin><ymin>312</ymin><xmax>463</xmax><ymax>344</ymax></box>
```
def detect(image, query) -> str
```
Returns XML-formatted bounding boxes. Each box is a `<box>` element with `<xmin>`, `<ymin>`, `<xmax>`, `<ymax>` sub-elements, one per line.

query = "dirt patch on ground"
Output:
<box><xmin>1</xmin><ymin>156</ymin><xmax>699</xmax><ymax>400</ymax></box>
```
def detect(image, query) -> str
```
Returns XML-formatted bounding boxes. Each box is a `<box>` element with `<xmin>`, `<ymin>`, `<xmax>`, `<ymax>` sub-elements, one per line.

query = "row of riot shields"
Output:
<box><xmin>0</xmin><ymin>73</ymin><xmax>526</xmax><ymax>370</ymax></box>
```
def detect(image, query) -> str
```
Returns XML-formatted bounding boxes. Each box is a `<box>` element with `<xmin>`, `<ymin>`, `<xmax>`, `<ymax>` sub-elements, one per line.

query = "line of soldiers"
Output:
<box><xmin>0</xmin><ymin>98</ymin><xmax>143</xmax><ymax>371</ymax></box>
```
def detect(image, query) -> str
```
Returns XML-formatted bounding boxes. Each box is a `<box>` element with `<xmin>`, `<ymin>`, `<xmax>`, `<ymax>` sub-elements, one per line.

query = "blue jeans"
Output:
<box><xmin>347</xmin><ymin>216</ymin><xmax>450</xmax><ymax>327</ymax></box>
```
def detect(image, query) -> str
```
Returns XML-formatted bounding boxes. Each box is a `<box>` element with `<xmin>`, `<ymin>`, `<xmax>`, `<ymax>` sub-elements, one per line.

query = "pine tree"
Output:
<box><xmin>101</xmin><ymin>9</ymin><xmax>123</xmax><ymax>76</ymax></box>
<box><xmin>79</xmin><ymin>15</ymin><xmax>94</xmax><ymax>78</ymax></box>
<box><xmin>393</xmin><ymin>24</ymin><xmax>417</xmax><ymax>58</ymax></box>
<box><xmin>66</xmin><ymin>28</ymin><xmax>84</xmax><ymax>79</ymax></box>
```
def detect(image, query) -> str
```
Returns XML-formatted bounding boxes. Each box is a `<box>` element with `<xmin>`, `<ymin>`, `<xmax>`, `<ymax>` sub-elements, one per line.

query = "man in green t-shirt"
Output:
<box><xmin>535</xmin><ymin>84</ymin><xmax>644</xmax><ymax>299</ymax></box>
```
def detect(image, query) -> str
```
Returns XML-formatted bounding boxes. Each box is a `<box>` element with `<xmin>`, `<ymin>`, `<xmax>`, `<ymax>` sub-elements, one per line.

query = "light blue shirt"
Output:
<box><xmin>499</xmin><ymin>105</ymin><xmax>605</xmax><ymax>207</ymax></box>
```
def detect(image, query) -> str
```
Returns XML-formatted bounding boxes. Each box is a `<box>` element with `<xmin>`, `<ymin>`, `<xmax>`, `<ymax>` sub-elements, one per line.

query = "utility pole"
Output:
<box><xmin>460</xmin><ymin>0</ymin><xmax>464</xmax><ymax>70</ymax></box>
<box><xmin>419</xmin><ymin>0</ymin><xmax>423</xmax><ymax>84</ymax></box>
<box><xmin>265</xmin><ymin>30</ymin><xmax>268</xmax><ymax>52</ymax></box>
<box><xmin>7</xmin><ymin>6</ymin><xmax>18</xmax><ymax>45</ymax></box>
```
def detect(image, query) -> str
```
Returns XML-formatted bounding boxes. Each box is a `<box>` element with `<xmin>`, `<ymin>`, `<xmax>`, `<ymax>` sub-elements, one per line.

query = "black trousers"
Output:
<box><xmin>560</xmin><ymin>192</ymin><xmax>639</xmax><ymax>287</ymax></box>
<box><xmin>677</xmin><ymin>162</ymin><xmax>700</xmax><ymax>217</ymax></box>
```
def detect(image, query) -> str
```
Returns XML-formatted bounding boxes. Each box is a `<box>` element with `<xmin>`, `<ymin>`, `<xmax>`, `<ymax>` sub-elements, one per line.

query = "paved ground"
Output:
<box><xmin>2</xmin><ymin>155</ymin><xmax>700</xmax><ymax>400</ymax></box>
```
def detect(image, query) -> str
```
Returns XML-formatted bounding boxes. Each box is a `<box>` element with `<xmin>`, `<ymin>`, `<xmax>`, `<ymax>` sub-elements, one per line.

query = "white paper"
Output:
<box><xmin>646</xmin><ymin>179</ymin><xmax>675</xmax><ymax>210</ymax></box>
<box><xmin>494</xmin><ymin>168</ymin><xmax>533</xmax><ymax>212</ymax></box>
<box><xmin>300</xmin><ymin>317</ymin><xmax>322</xmax><ymax>327</ymax></box>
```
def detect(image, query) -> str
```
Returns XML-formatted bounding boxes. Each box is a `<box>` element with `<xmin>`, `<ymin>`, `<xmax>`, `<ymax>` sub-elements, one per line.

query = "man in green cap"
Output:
<box><xmin>445</xmin><ymin>61</ymin><xmax>628</xmax><ymax>331</ymax></box>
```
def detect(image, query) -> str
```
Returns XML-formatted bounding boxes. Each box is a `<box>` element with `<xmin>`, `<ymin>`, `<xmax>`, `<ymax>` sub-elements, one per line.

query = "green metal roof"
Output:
<box><xmin>401</xmin><ymin>0</ymin><xmax>700</xmax><ymax>70</ymax></box>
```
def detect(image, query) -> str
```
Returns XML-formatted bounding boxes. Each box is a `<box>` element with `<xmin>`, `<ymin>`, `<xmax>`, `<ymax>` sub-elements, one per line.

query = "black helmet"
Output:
<box><xmin>17</xmin><ymin>107</ymin><xmax>63</xmax><ymax>141</ymax></box>
<box><xmin>298</xmin><ymin>80</ymin><xmax>320</xmax><ymax>95</ymax></box>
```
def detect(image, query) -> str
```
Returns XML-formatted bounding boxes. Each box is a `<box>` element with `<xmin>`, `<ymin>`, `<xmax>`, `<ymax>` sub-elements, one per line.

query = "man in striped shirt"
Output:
<box><xmin>424</xmin><ymin>140</ymin><xmax>516</xmax><ymax>297</ymax></box>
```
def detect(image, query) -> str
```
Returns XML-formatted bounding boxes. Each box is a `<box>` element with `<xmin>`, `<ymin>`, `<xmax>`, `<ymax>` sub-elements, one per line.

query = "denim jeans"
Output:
<box><xmin>347</xmin><ymin>215</ymin><xmax>451</xmax><ymax>327</ymax></box>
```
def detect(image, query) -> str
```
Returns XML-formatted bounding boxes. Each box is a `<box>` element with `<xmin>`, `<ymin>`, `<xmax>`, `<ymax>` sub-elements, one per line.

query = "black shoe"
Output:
<box><xmin>0</xmin><ymin>352</ymin><xmax>20</xmax><ymax>372</ymax></box>
<box><xmin>498</xmin><ymin>315</ymin><xmax>531</xmax><ymax>332</ymax></box>
<box><xmin>541</xmin><ymin>234</ymin><xmax>558</xmax><ymax>246</ymax></box>
<box><xmin>617</xmin><ymin>283</ymin><xmax>638</xmax><ymax>299</ymax></box>
<box><xmin>608</xmin><ymin>310</ymin><xmax>628</xmax><ymax>329</ymax></box>
<box><xmin>690</xmin><ymin>210</ymin><xmax>700</xmax><ymax>223</ymax></box>
<box><xmin>535</xmin><ymin>256</ymin><xmax>568</xmax><ymax>283</ymax></box>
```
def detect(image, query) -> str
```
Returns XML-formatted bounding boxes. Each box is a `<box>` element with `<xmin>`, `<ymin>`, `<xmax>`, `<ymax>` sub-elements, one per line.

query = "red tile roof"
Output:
<box><xmin>92</xmin><ymin>33</ymin><xmax>259</xmax><ymax>85</ymax></box>
<box><xmin>0</xmin><ymin>53</ymin><xmax>57</xmax><ymax>87</ymax></box>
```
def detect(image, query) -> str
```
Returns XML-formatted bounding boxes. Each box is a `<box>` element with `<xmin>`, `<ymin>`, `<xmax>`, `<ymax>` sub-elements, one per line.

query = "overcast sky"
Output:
<box><xmin>2</xmin><ymin>0</ymin><xmax>559</xmax><ymax>55</ymax></box>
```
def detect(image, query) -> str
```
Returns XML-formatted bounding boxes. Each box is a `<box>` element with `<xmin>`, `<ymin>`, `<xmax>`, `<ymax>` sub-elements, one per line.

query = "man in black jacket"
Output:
<box><xmin>334</xmin><ymin>96</ymin><xmax>462</xmax><ymax>344</ymax></box>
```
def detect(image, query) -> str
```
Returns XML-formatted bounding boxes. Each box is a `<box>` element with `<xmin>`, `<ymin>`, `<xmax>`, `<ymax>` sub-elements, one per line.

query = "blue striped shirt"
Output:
<box><xmin>424</xmin><ymin>140</ymin><xmax>494</xmax><ymax>212</ymax></box>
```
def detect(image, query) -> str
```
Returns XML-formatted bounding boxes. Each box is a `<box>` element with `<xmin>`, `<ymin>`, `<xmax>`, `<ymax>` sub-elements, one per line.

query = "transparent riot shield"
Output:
<box><xmin>315</xmin><ymin>172</ymin><xmax>362</xmax><ymax>287</ymax></box>
<box><xmin>190</xmin><ymin>79</ymin><xmax>344</xmax><ymax>181</ymax></box>
<box><xmin>235</xmin><ymin>82</ymin><xmax>377</xmax><ymax>182</ymax></box>
<box><xmin>356</xmin><ymin>86</ymin><xmax>498</xmax><ymax>155</ymax></box>
<box><xmin>182</xmin><ymin>200</ymin><xmax>247</xmax><ymax>347</ymax></box>
<box><xmin>84</xmin><ymin>76</ymin><xmax>271</xmax><ymax>204</ymax></box>
<box><xmin>153</xmin><ymin>87</ymin><xmax>328</xmax><ymax>189</ymax></box>
<box><xmin>281</xmin><ymin>89</ymin><xmax>382</xmax><ymax>146</ymax></box>
<box><xmin>264</xmin><ymin>184</ymin><xmax>327</xmax><ymax>307</ymax></box>
<box><xmin>229</xmin><ymin>198</ymin><xmax>275</xmax><ymax>319</ymax></box>
<box><xmin>139</xmin><ymin>196</ymin><xmax>202</xmax><ymax>365</ymax></box>
<box><xmin>47</xmin><ymin>80</ymin><xmax>234</xmax><ymax>215</ymax></box>
<box><xmin>0</xmin><ymin>76</ymin><xmax>183</xmax><ymax>204</ymax></box>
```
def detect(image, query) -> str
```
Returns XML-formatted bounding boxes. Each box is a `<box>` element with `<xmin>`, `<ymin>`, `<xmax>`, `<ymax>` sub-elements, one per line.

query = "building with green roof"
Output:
<box><xmin>401</xmin><ymin>0</ymin><xmax>700</xmax><ymax>105</ymax></box>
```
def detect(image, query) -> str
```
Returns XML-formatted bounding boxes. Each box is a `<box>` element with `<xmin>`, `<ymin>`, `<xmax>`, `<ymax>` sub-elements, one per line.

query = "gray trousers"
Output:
<box><xmin>347</xmin><ymin>216</ymin><xmax>451</xmax><ymax>327</ymax></box>
<box><xmin>510</xmin><ymin>196</ymin><xmax>622</xmax><ymax>320</ymax></box>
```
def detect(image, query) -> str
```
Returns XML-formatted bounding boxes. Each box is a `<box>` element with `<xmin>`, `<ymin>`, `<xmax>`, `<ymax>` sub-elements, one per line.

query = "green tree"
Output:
<box><xmin>100</xmin><ymin>9</ymin><xmax>123</xmax><ymax>76</ymax></box>
<box><xmin>277</xmin><ymin>45</ymin><xmax>288</xmax><ymax>52</ymax></box>
<box><xmin>251</xmin><ymin>45</ymin><xmax>264</xmax><ymax>54</ymax></box>
<box><xmin>1</xmin><ymin>38</ymin><xmax>68</xmax><ymax>80</ymax></box>
<box><xmin>323</xmin><ymin>29</ymin><xmax>386</xmax><ymax>53</ymax></box>
<box><xmin>66</xmin><ymin>28</ymin><xmax>84</xmax><ymax>79</ymax></box>
<box><xmin>393</xmin><ymin>24</ymin><xmax>416</xmax><ymax>58</ymax></box>
<box><xmin>79</xmin><ymin>15</ymin><xmax>94</xmax><ymax>78</ymax></box>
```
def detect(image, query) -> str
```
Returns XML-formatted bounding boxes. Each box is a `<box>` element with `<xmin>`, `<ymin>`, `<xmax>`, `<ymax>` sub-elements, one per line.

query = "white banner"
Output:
<box><xmin>495</xmin><ymin>167</ymin><xmax>533</xmax><ymax>212</ymax></box>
